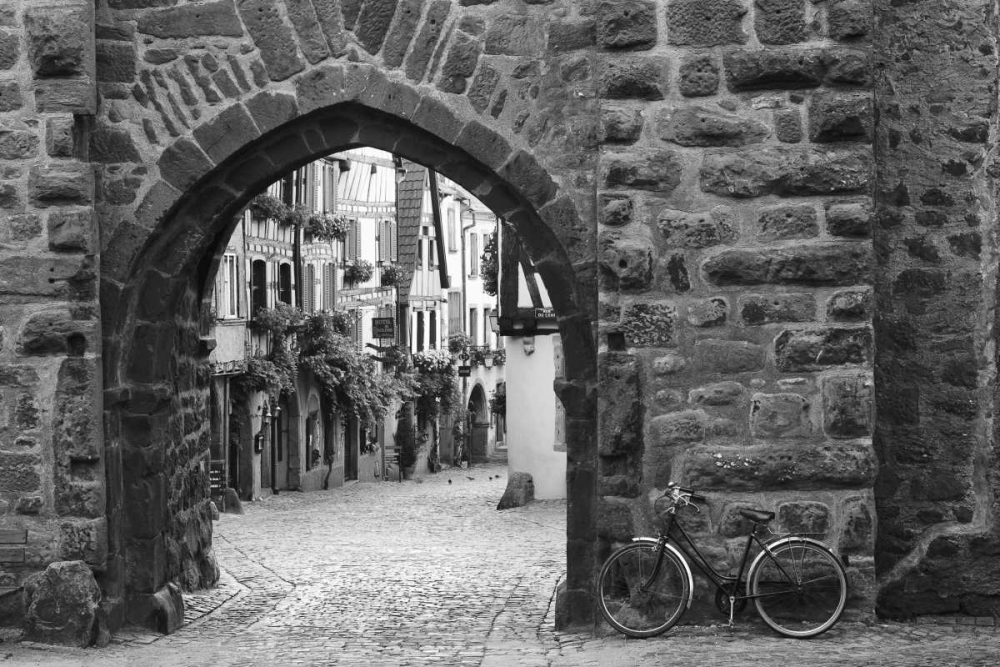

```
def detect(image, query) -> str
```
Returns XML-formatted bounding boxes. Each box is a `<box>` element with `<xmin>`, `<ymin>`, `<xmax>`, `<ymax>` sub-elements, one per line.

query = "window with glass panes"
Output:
<box><xmin>220</xmin><ymin>254</ymin><xmax>238</xmax><ymax>318</ymax></box>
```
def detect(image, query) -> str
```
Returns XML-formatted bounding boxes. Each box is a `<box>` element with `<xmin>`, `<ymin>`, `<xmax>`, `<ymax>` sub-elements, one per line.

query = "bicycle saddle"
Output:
<box><xmin>739</xmin><ymin>508</ymin><xmax>775</xmax><ymax>523</ymax></box>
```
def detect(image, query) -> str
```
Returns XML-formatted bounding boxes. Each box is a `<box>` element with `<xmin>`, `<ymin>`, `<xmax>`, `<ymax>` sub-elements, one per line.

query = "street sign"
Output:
<box><xmin>372</xmin><ymin>317</ymin><xmax>394</xmax><ymax>339</ymax></box>
<box><xmin>458</xmin><ymin>365</ymin><xmax>471</xmax><ymax>377</ymax></box>
<box><xmin>459</xmin><ymin>352</ymin><xmax>469</xmax><ymax>361</ymax></box>
<box><xmin>534</xmin><ymin>307</ymin><xmax>555</xmax><ymax>319</ymax></box>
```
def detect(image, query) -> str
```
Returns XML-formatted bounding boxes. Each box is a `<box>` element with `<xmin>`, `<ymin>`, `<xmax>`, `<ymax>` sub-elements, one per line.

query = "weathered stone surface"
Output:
<box><xmin>667</xmin><ymin>0</ymin><xmax>748</xmax><ymax>46</ymax></box>
<box><xmin>678</xmin><ymin>55</ymin><xmax>719</xmax><ymax>97</ymax></box>
<box><xmin>596</xmin><ymin>499</ymin><xmax>633</xmax><ymax>541</ymax></box>
<box><xmin>775</xmin><ymin>327</ymin><xmax>872</xmax><ymax>371</ymax></box>
<box><xmin>0</xmin><ymin>80</ymin><xmax>23</xmax><ymax>112</ymax></box>
<box><xmin>0</xmin><ymin>125</ymin><xmax>39</xmax><ymax>160</ymax></box>
<box><xmin>774</xmin><ymin>108</ymin><xmax>802</xmax><ymax>142</ymax></box>
<box><xmin>656</xmin><ymin>106</ymin><xmax>769</xmax><ymax>147</ymax></box>
<box><xmin>700</xmin><ymin>147</ymin><xmax>869</xmax><ymax>198</ymax></box>
<box><xmin>601</xmin><ymin>107</ymin><xmax>644</xmax><ymax>144</ymax></box>
<box><xmin>438</xmin><ymin>33</ymin><xmax>481</xmax><ymax>94</ymax></box>
<box><xmin>739</xmin><ymin>293</ymin><xmax>815</xmax><ymax>325</ymax></box>
<box><xmin>0</xmin><ymin>213</ymin><xmax>40</xmax><ymax>246</ymax></box>
<box><xmin>777</xmin><ymin>501</ymin><xmax>830</xmax><ymax>535</ymax></box>
<box><xmin>689</xmin><ymin>381</ymin><xmax>744</xmax><ymax>406</ymax></box>
<box><xmin>657</xmin><ymin>206</ymin><xmax>735</xmax><ymax>248</ymax></box>
<box><xmin>89</xmin><ymin>124</ymin><xmax>141</xmax><ymax>163</ymax></box>
<box><xmin>597</xmin><ymin>1</ymin><xmax>657</xmax><ymax>50</ymax></box>
<box><xmin>826</xmin><ymin>200</ymin><xmax>871</xmax><ymax>237</ymax></box>
<box><xmin>600</xmin><ymin>231</ymin><xmax>654</xmax><ymax>291</ymax></box>
<box><xmin>703</xmin><ymin>243</ymin><xmax>871</xmax><ymax>287</ymax></box>
<box><xmin>693</xmin><ymin>339</ymin><xmax>765</xmax><ymax>374</ymax></box>
<box><xmin>755</xmin><ymin>0</ymin><xmax>807</xmax><ymax>45</ymax></box>
<box><xmin>828</xmin><ymin>0</ymin><xmax>871</xmax><ymax>40</ymax></box>
<box><xmin>756</xmin><ymin>204</ymin><xmax>818</xmax><ymax>241</ymax></box>
<box><xmin>24</xmin><ymin>561</ymin><xmax>101</xmax><ymax>647</ymax></box>
<box><xmin>25</xmin><ymin>5</ymin><xmax>92</xmax><ymax>77</ymax></box>
<box><xmin>497</xmin><ymin>471</ymin><xmax>535</xmax><ymax>509</ymax></box>
<box><xmin>823</xmin><ymin>374</ymin><xmax>872</xmax><ymax>438</ymax></box>
<box><xmin>621</xmin><ymin>302</ymin><xmax>676</xmax><ymax>347</ymax></box>
<box><xmin>0</xmin><ymin>29</ymin><xmax>17</xmax><ymax>70</ymax></box>
<box><xmin>650</xmin><ymin>409</ymin><xmax>707</xmax><ymax>447</ymax></box>
<box><xmin>653</xmin><ymin>353</ymin><xmax>687</xmax><ymax>375</ymax></box>
<box><xmin>682</xmin><ymin>442</ymin><xmax>877</xmax><ymax>490</ymax></box>
<box><xmin>840</xmin><ymin>497</ymin><xmax>873</xmax><ymax>552</ymax></box>
<box><xmin>48</xmin><ymin>209</ymin><xmax>92</xmax><ymax>251</ymax></box>
<box><xmin>137</xmin><ymin>2</ymin><xmax>243</xmax><ymax>38</ymax></box>
<box><xmin>599</xmin><ymin>353</ymin><xmax>643</xmax><ymax>458</ymax></box>
<box><xmin>485</xmin><ymin>14</ymin><xmax>544</xmax><ymax>55</ymax></box>
<box><xmin>29</xmin><ymin>163</ymin><xmax>93</xmax><ymax>207</ymax></box>
<box><xmin>235</xmin><ymin>0</ymin><xmax>304</xmax><ymax>81</ymax></box>
<box><xmin>600</xmin><ymin>57</ymin><xmax>667</xmax><ymax>99</ymax></box>
<box><xmin>724</xmin><ymin>48</ymin><xmax>824</xmax><ymax>91</ymax></box>
<box><xmin>604</xmin><ymin>150</ymin><xmax>682</xmax><ymax>193</ymax></box>
<box><xmin>96</xmin><ymin>41</ymin><xmax>136</xmax><ymax>84</ymax></box>
<box><xmin>46</xmin><ymin>116</ymin><xmax>76</xmax><ymax>158</ymax></box>
<box><xmin>751</xmin><ymin>393</ymin><xmax>811</xmax><ymax>439</ymax></box>
<box><xmin>0</xmin><ymin>453</ymin><xmax>41</xmax><ymax>491</ymax></box>
<box><xmin>18</xmin><ymin>310</ymin><xmax>96</xmax><ymax>355</ymax></box>
<box><xmin>405</xmin><ymin>1</ymin><xmax>452</xmax><ymax>81</ymax></box>
<box><xmin>60</xmin><ymin>519</ymin><xmax>108</xmax><ymax>566</ymax></box>
<box><xmin>827</xmin><ymin>288</ymin><xmax>870</xmax><ymax>321</ymax></box>
<box><xmin>810</xmin><ymin>92</ymin><xmax>872</xmax><ymax>142</ymax></box>
<box><xmin>687</xmin><ymin>298</ymin><xmax>727</xmax><ymax>327</ymax></box>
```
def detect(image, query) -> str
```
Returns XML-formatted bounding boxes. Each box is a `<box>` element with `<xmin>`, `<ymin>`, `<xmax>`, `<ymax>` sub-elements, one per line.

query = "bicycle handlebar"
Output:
<box><xmin>666</xmin><ymin>482</ymin><xmax>707</xmax><ymax>503</ymax></box>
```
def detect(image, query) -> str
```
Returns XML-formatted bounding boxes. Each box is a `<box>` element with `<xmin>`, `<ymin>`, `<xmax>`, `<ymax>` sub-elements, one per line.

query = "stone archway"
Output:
<box><xmin>99</xmin><ymin>90</ymin><xmax>597</xmax><ymax>628</ymax></box>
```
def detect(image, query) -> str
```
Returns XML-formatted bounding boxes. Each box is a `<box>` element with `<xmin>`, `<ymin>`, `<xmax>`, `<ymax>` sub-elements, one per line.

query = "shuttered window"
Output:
<box><xmin>390</xmin><ymin>219</ymin><xmax>397</xmax><ymax>261</ymax></box>
<box><xmin>347</xmin><ymin>219</ymin><xmax>359</xmax><ymax>260</ymax></box>
<box><xmin>470</xmin><ymin>234</ymin><xmax>479</xmax><ymax>276</ymax></box>
<box><xmin>324</xmin><ymin>262</ymin><xmax>335</xmax><ymax>310</ymax></box>
<box><xmin>304</xmin><ymin>264</ymin><xmax>315</xmax><ymax>313</ymax></box>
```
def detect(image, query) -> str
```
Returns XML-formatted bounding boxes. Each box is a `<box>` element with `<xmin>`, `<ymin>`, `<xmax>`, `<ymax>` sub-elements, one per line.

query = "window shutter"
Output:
<box><xmin>348</xmin><ymin>219</ymin><xmax>359</xmax><ymax>260</ymax></box>
<box><xmin>470</xmin><ymin>234</ymin><xmax>478</xmax><ymax>276</ymax></box>
<box><xmin>390</xmin><ymin>220</ymin><xmax>397</xmax><ymax>262</ymax></box>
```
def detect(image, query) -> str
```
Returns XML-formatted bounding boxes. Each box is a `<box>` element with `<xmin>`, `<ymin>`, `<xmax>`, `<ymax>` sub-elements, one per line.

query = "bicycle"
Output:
<box><xmin>596</xmin><ymin>483</ymin><xmax>848</xmax><ymax>639</ymax></box>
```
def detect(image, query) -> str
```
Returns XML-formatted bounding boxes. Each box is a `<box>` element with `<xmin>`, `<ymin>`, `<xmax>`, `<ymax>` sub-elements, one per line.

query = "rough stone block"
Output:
<box><xmin>678</xmin><ymin>55</ymin><xmax>719</xmax><ymax>97</ymax></box>
<box><xmin>823</xmin><ymin>374</ymin><xmax>873</xmax><ymax>438</ymax></box>
<box><xmin>138</xmin><ymin>2</ymin><xmax>242</xmax><ymax>38</ymax></box>
<box><xmin>756</xmin><ymin>204</ymin><xmax>818</xmax><ymax>241</ymax></box>
<box><xmin>689</xmin><ymin>381</ymin><xmax>744</xmax><ymax>406</ymax></box>
<box><xmin>693</xmin><ymin>339</ymin><xmax>765</xmax><ymax>374</ymax></box>
<box><xmin>827</xmin><ymin>288</ymin><xmax>871</xmax><ymax>321</ymax></box>
<box><xmin>157</xmin><ymin>138</ymin><xmax>215</xmax><ymax>193</ymax></box>
<box><xmin>24</xmin><ymin>561</ymin><xmax>101</xmax><ymax>647</ymax></box>
<box><xmin>682</xmin><ymin>442</ymin><xmax>877</xmax><ymax>490</ymax></box>
<box><xmin>809</xmin><ymin>92</ymin><xmax>872</xmax><ymax>142</ymax></box>
<box><xmin>600</xmin><ymin>57</ymin><xmax>667</xmax><ymax>100</ymax></box>
<box><xmin>60</xmin><ymin>519</ymin><xmax>108</xmax><ymax>566</ymax></box>
<box><xmin>17</xmin><ymin>309</ymin><xmax>95</xmax><ymax>355</ymax></box>
<box><xmin>549</xmin><ymin>19</ymin><xmax>597</xmax><ymax>52</ymax></box>
<box><xmin>657</xmin><ymin>206</ymin><xmax>735</xmax><ymax>248</ymax></box>
<box><xmin>719</xmin><ymin>502</ymin><xmax>767</xmax><ymax>537</ymax></box>
<box><xmin>667</xmin><ymin>0</ymin><xmax>748</xmax><ymax>46</ymax></box>
<box><xmin>603</xmin><ymin>150</ymin><xmax>682</xmax><ymax>192</ymax></box>
<box><xmin>656</xmin><ymin>106</ymin><xmax>769</xmax><ymax>147</ymax></box>
<box><xmin>601</xmin><ymin>107</ymin><xmax>644</xmax><ymax>144</ymax></box>
<box><xmin>193</xmin><ymin>104</ymin><xmax>260</xmax><ymax>165</ymax></box>
<box><xmin>598</xmin><ymin>1</ymin><xmax>657</xmax><ymax>50</ymax></box>
<box><xmin>596</xmin><ymin>499</ymin><xmax>634</xmax><ymax>541</ymax></box>
<box><xmin>437</xmin><ymin>32</ymin><xmax>481</xmax><ymax>94</ymax></box>
<box><xmin>621</xmin><ymin>302</ymin><xmax>676</xmax><ymax>347</ymax></box>
<box><xmin>0</xmin><ymin>214</ymin><xmax>41</xmax><ymax>246</ymax></box>
<box><xmin>700</xmin><ymin>147</ymin><xmax>868</xmax><ymax>198</ymax></box>
<box><xmin>235</xmin><ymin>0</ymin><xmax>305</xmax><ymax>82</ymax></box>
<box><xmin>775</xmin><ymin>327</ymin><xmax>872</xmax><ymax>371</ymax></box>
<box><xmin>774</xmin><ymin>108</ymin><xmax>802</xmax><ymax>142</ymax></box>
<box><xmin>653</xmin><ymin>353</ymin><xmax>687</xmax><ymax>375</ymax></box>
<box><xmin>404</xmin><ymin>0</ymin><xmax>451</xmax><ymax>81</ymax></box>
<box><xmin>826</xmin><ymin>200</ymin><xmax>871</xmax><ymax>237</ymax></box>
<box><xmin>35</xmin><ymin>77</ymin><xmax>96</xmax><ymax>114</ymax></box>
<box><xmin>0</xmin><ymin>124</ymin><xmax>39</xmax><ymax>160</ymax></box>
<box><xmin>739</xmin><ymin>293</ymin><xmax>815</xmax><ymax>325</ymax></box>
<box><xmin>828</xmin><ymin>0</ymin><xmax>871</xmax><ymax>40</ymax></box>
<box><xmin>353</xmin><ymin>0</ymin><xmax>397</xmax><ymax>55</ymax></box>
<box><xmin>824</xmin><ymin>48</ymin><xmax>869</xmax><ymax>86</ymax></box>
<box><xmin>485</xmin><ymin>14</ymin><xmax>544</xmax><ymax>55</ymax></box>
<box><xmin>46</xmin><ymin>116</ymin><xmax>77</xmax><ymax>158</ymax></box>
<box><xmin>650</xmin><ymin>409</ymin><xmax>707</xmax><ymax>447</ymax></box>
<box><xmin>0</xmin><ymin>29</ymin><xmax>17</xmax><ymax>70</ymax></box>
<box><xmin>724</xmin><ymin>48</ymin><xmax>824</xmax><ymax>91</ymax></box>
<box><xmin>703</xmin><ymin>243</ymin><xmax>871</xmax><ymax>287</ymax></box>
<box><xmin>600</xmin><ymin>231</ymin><xmax>654</xmax><ymax>291</ymax></box>
<box><xmin>0</xmin><ymin>453</ymin><xmax>41</xmax><ymax>491</ymax></box>
<box><xmin>687</xmin><ymin>298</ymin><xmax>727</xmax><ymax>327</ymax></box>
<box><xmin>497</xmin><ymin>471</ymin><xmax>535</xmax><ymax>509</ymax></box>
<box><xmin>89</xmin><ymin>124</ymin><xmax>141</xmax><ymax>163</ymax></box>
<box><xmin>25</xmin><ymin>4</ymin><xmax>92</xmax><ymax>77</ymax></box>
<box><xmin>48</xmin><ymin>209</ymin><xmax>92</xmax><ymax>251</ymax></box>
<box><xmin>600</xmin><ymin>195</ymin><xmax>634</xmax><ymax>227</ymax></box>
<box><xmin>29</xmin><ymin>163</ymin><xmax>93</xmax><ymax>207</ymax></box>
<box><xmin>244</xmin><ymin>92</ymin><xmax>298</xmax><ymax>135</ymax></box>
<box><xmin>755</xmin><ymin>0</ymin><xmax>807</xmax><ymax>45</ymax></box>
<box><xmin>0</xmin><ymin>80</ymin><xmax>22</xmax><ymax>112</ymax></box>
<box><xmin>751</xmin><ymin>393</ymin><xmax>812</xmax><ymax>439</ymax></box>
<box><xmin>777</xmin><ymin>501</ymin><xmax>830</xmax><ymax>536</ymax></box>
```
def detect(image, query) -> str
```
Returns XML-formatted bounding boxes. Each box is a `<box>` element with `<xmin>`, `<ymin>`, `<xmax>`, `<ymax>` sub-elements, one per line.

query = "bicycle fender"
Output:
<box><xmin>745</xmin><ymin>536</ymin><xmax>840</xmax><ymax>597</ymax></box>
<box><xmin>630</xmin><ymin>537</ymin><xmax>695</xmax><ymax>609</ymax></box>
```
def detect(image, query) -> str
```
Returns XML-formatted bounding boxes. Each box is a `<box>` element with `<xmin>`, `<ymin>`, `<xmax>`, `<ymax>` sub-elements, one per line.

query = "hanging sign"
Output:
<box><xmin>372</xmin><ymin>317</ymin><xmax>395</xmax><ymax>338</ymax></box>
<box><xmin>458</xmin><ymin>365</ymin><xmax>472</xmax><ymax>377</ymax></box>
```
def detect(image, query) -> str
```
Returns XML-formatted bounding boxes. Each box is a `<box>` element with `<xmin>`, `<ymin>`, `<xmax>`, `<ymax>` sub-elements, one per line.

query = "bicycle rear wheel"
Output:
<box><xmin>597</xmin><ymin>541</ymin><xmax>690</xmax><ymax>638</ymax></box>
<box><xmin>749</xmin><ymin>539</ymin><xmax>847</xmax><ymax>638</ymax></box>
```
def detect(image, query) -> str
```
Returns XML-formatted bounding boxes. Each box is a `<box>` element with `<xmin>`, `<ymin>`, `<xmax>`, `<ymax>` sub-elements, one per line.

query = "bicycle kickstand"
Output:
<box><xmin>728</xmin><ymin>595</ymin><xmax>736</xmax><ymax>628</ymax></box>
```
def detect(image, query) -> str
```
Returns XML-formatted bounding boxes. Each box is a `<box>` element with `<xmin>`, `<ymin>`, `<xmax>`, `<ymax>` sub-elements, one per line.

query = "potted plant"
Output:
<box><xmin>344</xmin><ymin>259</ymin><xmax>374</xmax><ymax>285</ymax></box>
<box><xmin>304</xmin><ymin>211</ymin><xmax>349</xmax><ymax>242</ymax></box>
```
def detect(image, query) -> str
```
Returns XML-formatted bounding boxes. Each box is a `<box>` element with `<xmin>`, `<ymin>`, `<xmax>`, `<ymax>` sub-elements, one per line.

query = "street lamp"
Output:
<box><xmin>488</xmin><ymin>311</ymin><xmax>499</xmax><ymax>334</ymax></box>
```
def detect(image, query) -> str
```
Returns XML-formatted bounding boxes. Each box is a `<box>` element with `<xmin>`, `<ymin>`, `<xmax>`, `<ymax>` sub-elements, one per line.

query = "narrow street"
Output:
<box><xmin>5</xmin><ymin>464</ymin><xmax>1000</xmax><ymax>667</ymax></box>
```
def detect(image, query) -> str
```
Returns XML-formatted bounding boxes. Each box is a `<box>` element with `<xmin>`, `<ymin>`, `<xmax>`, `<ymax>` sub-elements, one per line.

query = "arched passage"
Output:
<box><xmin>100</xmin><ymin>87</ymin><xmax>597</xmax><ymax>630</ymax></box>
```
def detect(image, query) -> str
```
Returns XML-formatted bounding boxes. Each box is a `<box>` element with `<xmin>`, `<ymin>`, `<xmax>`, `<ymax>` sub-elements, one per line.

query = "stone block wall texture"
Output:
<box><xmin>596</xmin><ymin>0</ymin><xmax>878</xmax><ymax>618</ymax></box>
<box><xmin>1</xmin><ymin>0</ymin><xmax>999</xmax><ymax>640</ymax></box>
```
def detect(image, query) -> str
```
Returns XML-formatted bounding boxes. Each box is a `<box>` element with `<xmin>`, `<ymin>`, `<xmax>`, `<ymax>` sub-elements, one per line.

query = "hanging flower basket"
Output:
<box><xmin>305</xmin><ymin>211</ymin><xmax>349</xmax><ymax>242</ymax></box>
<box><xmin>344</xmin><ymin>259</ymin><xmax>375</xmax><ymax>284</ymax></box>
<box><xmin>381</xmin><ymin>263</ymin><xmax>402</xmax><ymax>286</ymax></box>
<box><xmin>249</xmin><ymin>194</ymin><xmax>287</xmax><ymax>222</ymax></box>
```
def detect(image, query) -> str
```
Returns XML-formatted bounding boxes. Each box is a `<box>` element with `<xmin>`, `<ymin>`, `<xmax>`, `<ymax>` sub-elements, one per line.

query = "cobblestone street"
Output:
<box><xmin>4</xmin><ymin>464</ymin><xmax>1000</xmax><ymax>667</ymax></box>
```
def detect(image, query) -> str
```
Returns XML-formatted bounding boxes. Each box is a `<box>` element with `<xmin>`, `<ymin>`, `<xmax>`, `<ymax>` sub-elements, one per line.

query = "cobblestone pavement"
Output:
<box><xmin>4</xmin><ymin>464</ymin><xmax>1000</xmax><ymax>666</ymax></box>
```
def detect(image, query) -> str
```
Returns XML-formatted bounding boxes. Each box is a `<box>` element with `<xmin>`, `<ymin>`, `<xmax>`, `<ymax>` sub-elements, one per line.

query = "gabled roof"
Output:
<box><xmin>395</xmin><ymin>160</ymin><xmax>426</xmax><ymax>302</ymax></box>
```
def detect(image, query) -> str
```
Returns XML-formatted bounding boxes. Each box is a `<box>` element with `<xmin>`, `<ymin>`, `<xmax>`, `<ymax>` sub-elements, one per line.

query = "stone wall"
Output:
<box><xmin>0</xmin><ymin>0</ymin><xmax>106</xmax><ymax>628</ymax></box>
<box><xmin>594</xmin><ymin>0</ymin><xmax>878</xmax><ymax>615</ymax></box>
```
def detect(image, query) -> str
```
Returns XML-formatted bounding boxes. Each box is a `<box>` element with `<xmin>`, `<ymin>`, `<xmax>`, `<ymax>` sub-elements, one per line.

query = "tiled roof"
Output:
<box><xmin>395</xmin><ymin>160</ymin><xmax>426</xmax><ymax>302</ymax></box>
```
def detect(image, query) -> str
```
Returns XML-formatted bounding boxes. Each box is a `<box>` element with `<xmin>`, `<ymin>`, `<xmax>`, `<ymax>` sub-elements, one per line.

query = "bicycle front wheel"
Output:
<box><xmin>749</xmin><ymin>539</ymin><xmax>847</xmax><ymax>638</ymax></box>
<box><xmin>597</xmin><ymin>541</ymin><xmax>691</xmax><ymax>638</ymax></box>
